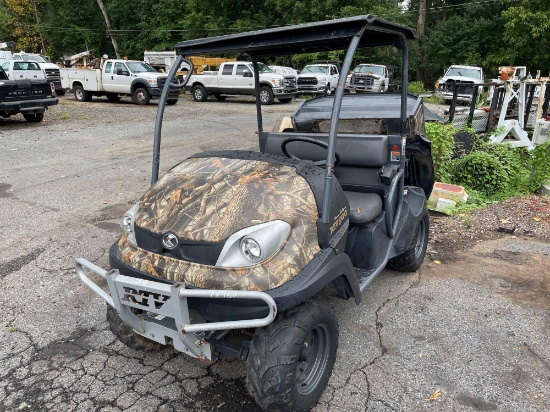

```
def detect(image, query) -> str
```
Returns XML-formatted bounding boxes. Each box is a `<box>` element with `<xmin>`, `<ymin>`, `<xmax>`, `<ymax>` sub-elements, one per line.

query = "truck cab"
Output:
<box><xmin>297</xmin><ymin>63</ymin><xmax>340</xmax><ymax>94</ymax></box>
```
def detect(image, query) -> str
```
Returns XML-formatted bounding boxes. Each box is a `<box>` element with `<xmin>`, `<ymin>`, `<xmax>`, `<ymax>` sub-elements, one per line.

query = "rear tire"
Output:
<box><xmin>214</xmin><ymin>93</ymin><xmax>226</xmax><ymax>101</ymax></box>
<box><xmin>388</xmin><ymin>208</ymin><xmax>429</xmax><ymax>272</ymax></box>
<box><xmin>278</xmin><ymin>98</ymin><xmax>292</xmax><ymax>103</ymax></box>
<box><xmin>193</xmin><ymin>85</ymin><xmax>208</xmax><ymax>102</ymax></box>
<box><xmin>166</xmin><ymin>99</ymin><xmax>178</xmax><ymax>105</ymax></box>
<box><xmin>74</xmin><ymin>85</ymin><xmax>91</xmax><ymax>102</ymax></box>
<box><xmin>106</xmin><ymin>305</ymin><xmax>163</xmax><ymax>351</ymax></box>
<box><xmin>55</xmin><ymin>89</ymin><xmax>66</xmax><ymax>96</ymax></box>
<box><xmin>23</xmin><ymin>112</ymin><xmax>44</xmax><ymax>123</ymax></box>
<box><xmin>133</xmin><ymin>87</ymin><xmax>150</xmax><ymax>105</ymax></box>
<box><xmin>246</xmin><ymin>298</ymin><xmax>338</xmax><ymax>412</ymax></box>
<box><xmin>259</xmin><ymin>86</ymin><xmax>274</xmax><ymax>105</ymax></box>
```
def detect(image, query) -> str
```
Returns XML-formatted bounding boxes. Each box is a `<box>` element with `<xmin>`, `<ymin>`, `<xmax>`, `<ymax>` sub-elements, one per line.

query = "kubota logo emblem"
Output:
<box><xmin>162</xmin><ymin>233</ymin><xmax>178</xmax><ymax>249</ymax></box>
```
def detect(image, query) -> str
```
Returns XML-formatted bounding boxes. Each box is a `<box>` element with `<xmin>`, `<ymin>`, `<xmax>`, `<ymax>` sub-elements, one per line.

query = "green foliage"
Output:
<box><xmin>407</xmin><ymin>81</ymin><xmax>427</xmax><ymax>95</ymax></box>
<box><xmin>528</xmin><ymin>141</ymin><xmax>550</xmax><ymax>192</ymax></box>
<box><xmin>425</xmin><ymin>122</ymin><xmax>456</xmax><ymax>182</ymax></box>
<box><xmin>450</xmin><ymin>150</ymin><xmax>510</xmax><ymax>196</ymax></box>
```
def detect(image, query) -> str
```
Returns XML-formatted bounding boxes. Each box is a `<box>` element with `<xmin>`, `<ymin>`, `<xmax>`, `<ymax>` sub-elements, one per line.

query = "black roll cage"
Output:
<box><xmin>152</xmin><ymin>14</ymin><xmax>417</xmax><ymax>227</ymax></box>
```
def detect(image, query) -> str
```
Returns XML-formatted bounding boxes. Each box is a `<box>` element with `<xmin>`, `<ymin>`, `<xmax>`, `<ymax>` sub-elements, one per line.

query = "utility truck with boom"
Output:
<box><xmin>59</xmin><ymin>59</ymin><xmax>180</xmax><ymax>105</ymax></box>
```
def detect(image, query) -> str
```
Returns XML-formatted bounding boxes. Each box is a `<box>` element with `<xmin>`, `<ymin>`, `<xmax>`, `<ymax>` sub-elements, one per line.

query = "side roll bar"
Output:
<box><xmin>152</xmin><ymin>56</ymin><xmax>194</xmax><ymax>184</ymax></box>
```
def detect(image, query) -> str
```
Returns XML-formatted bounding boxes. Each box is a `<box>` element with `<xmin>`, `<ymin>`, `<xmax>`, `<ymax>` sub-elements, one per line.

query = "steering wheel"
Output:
<box><xmin>281</xmin><ymin>136</ymin><xmax>341</xmax><ymax>167</ymax></box>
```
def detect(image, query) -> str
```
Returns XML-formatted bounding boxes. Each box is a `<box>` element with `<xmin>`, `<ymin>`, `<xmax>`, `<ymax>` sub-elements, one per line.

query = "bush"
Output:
<box><xmin>450</xmin><ymin>151</ymin><xmax>510</xmax><ymax>196</ymax></box>
<box><xmin>408</xmin><ymin>81</ymin><xmax>427</xmax><ymax>96</ymax></box>
<box><xmin>425</xmin><ymin>122</ymin><xmax>457</xmax><ymax>182</ymax></box>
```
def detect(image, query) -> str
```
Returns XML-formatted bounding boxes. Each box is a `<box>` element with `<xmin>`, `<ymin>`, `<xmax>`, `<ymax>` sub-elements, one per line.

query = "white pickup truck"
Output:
<box><xmin>349</xmin><ymin>64</ymin><xmax>391</xmax><ymax>93</ymax></box>
<box><xmin>186</xmin><ymin>61</ymin><xmax>296</xmax><ymax>105</ymax></box>
<box><xmin>12</xmin><ymin>52</ymin><xmax>64</xmax><ymax>95</ymax></box>
<box><xmin>1</xmin><ymin>60</ymin><xmax>46</xmax><ymax>81</ymax></box>
<box><xmin>296</xmin><ymin>63</ymin><xmax>340</xmax><ymax>94</ymax></box>
<box><xmin>59</xmin><ymin>59</ymin><xmax>180</xmax><ymax>105</ymax></box>
<box><xmin>436</xmin><ymin>65</ymin><xmax>484</xmax><ymax>102</ymax></box>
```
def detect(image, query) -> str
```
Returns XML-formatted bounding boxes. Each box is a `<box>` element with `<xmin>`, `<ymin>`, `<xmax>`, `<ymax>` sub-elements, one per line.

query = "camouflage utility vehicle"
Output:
<box><xmin>76</xmin><ymin>15</ymin><xmax>434</xmax><ymax>412</ymax></box>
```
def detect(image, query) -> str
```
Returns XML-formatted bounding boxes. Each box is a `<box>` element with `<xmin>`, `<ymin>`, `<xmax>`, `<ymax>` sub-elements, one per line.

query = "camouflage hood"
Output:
<box><xmin>119</xmin><ymin>156</ymin><xmax>321</xmax><ymax>291</ymax></box>
<box><xmin>136</xmin><ymin>156</ymin><xmax>319</xmax><ymax>242</ymax></box>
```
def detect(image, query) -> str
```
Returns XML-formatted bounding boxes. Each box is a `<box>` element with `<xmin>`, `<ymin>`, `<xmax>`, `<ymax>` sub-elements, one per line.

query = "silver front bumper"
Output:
<box><xmin>75</xmin><ymin>258</ymin><xmax>277</xmax><ymax>361</ymax></box>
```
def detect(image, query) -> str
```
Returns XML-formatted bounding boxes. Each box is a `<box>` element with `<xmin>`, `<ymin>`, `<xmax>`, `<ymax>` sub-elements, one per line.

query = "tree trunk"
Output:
<box><xmin>417</xmin><ymin>0</ymin><xmax>426</xmax><ymax>38</ymax></box>
<box><xmin>96</xmin><ymin>0</ymin><xmax>120</xmax><ymax>59</ymax></box>
<box><xmin>416</xmin><ymin>0</ymin><xmax>428</xmax><ymax>87</ymax></box>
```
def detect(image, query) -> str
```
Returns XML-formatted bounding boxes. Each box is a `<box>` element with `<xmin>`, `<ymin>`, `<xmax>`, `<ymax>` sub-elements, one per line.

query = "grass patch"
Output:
<box><xmin>7</xmin><ymin>326</ymin><xmax>18</xmax><ymax>333</ymax></box>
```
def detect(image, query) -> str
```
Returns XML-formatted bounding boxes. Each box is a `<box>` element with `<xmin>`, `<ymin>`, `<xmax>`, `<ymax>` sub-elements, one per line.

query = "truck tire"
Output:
<box><xmin>325</xmin><ymin>84</ymin><xmax>331</xmax><ymax>94</ymax></box>
<box><xmin>214</xmin><ymin>93</ymin><xmax>226</xmax><ymax>101</ymax></box>
<box><xmin>166</xmin><ymin>99</ymin><xmax>178</xmax><ymax>105</ymax></box>
<box><xmin>246</xmin><ymin>298</ymin><xmax>338</xmax><ymax>412</ymax></box>
<box><xmin>23</xmin><ymin>112</ymin><xmax>44</xmax><ymax>123</ymax></box>
<box><xmin>106</xmin><ymin>305</ymin><xmax>163</xmax><ymax>351</ymax></box>
<box><xmin>192</xmin><ymin>85</ymin><xmax>208</xmax><ymax>102</ymax></box>
<box><xmin>55</xmin><ymin>89</ymin><xmax>66</xmax><ymax>96</ymax></box>
<box><xmin>387</xmin><ymin>207</ymin><xmax>429</xmax><ymax>272</ymax></box>
<box><xmin>133</xmin><ymin>87</ymin><xmax>150</xmax><ymax>105</ymax></box>
<box><xmin>259</xmin><ymin>86</ymin><xmax>274</xmax><ymax>105</ymax></box>
<box><xmin>278</xmin><ymin>98</ymin><xmax>293</xmax><ymax>103</ymax></box>
<box><xmin>74</xmin><ymin>85</ymin><xmax>91</xmax><ymax>102</ymax></box>
<box><xmin>106</xmin><ymin>93</ymin><xmax>121</xmax><ymax>103</ymax></box>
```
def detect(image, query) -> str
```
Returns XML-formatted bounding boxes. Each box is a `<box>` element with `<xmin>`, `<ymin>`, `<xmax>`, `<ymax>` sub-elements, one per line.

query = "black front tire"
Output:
<box><xmin>23</xmin><ymin>112</ymin><xmax>44</xmax><ymax>123</ymax></box>
<box><xmin>193</xmin><ymin>85</ymin><xmax>208</xmax><ymax>102</ymax></box>
<box><xmin>106</xmin><ymin>305</ymin><xmax>163</xmax><ymax>351</ymax></box>
<box><xmin>246</xmin><ymin>299</ymin><xmax>338</xmax><ymax>412</ymax></box>
<box><xmin>214</xmin><ymin>93</ymin><xmax>226</xmax><ymax>101</ymax></box>
<box><xmin>166</xmin><ymin>99</ymin><xmax>178</xmax><ymax>105</ymax></box>
<box><xmin>259</xmin><ymin>86</ymin><xmax>275</xmax><ymax>105</ymax></box>
<box><xmin>388</xmin><ymin>208</ymin><xmax>429</xmax><ymax>272</ymax></box>
<box><xmin>55</xmin><ymin>89</ymin><xmax>66</xmax><ymax>96</ymax></box>
<box><xmin>278</xmin><ymin>98</ymin><xmax>293</xmax><ymax>103</ymax></box>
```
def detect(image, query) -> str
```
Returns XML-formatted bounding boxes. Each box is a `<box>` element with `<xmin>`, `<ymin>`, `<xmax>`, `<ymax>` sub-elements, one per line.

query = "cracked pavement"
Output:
<box><xmin>1</xmin><ymin>97</ymin><xmax>549</xmax><ymax>411</ymax></box>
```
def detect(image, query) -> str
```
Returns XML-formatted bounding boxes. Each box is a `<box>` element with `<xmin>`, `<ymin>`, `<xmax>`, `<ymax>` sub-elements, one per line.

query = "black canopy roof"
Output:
<box><xmin>175</xmin><ymin>15</ymin><xmax>417</xmax><ymax>58</ymax></box>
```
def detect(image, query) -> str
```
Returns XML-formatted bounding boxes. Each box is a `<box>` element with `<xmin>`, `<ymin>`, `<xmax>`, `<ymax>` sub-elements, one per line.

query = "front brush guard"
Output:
<box><xmin>75</xmin><ymin>258</ymin><xmax>277</xmax><ymax>362</ymax></box>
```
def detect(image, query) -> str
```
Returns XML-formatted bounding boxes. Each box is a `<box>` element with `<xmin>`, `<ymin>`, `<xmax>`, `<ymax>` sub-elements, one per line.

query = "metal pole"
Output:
<box><xmin>250</xmin><ymin>54</ymin><xmax>263</xmax><ymax>133</ymax></box>
<box><xmin>320</xmin><ymin>32</ymin><xmax>363</xmax><ymax>225</ymax></box>
<box><xmin>399</xmin><ymin>34</ymin><xmax>408</xmax><ymax>137</ymax></box>
<box><xmin>448</xmin><ymin>81</ymin><xmax>457</xmax><ymax>122</ymax></box>
<box><xmin>151</xmin><ymin>55</ymin><xmax>193</xmax><ymax>184</ymax></box>
<box><xmin>467</xmin><ymin>86</ymin><xmax>479</xmax><ymax>127</ymax></box>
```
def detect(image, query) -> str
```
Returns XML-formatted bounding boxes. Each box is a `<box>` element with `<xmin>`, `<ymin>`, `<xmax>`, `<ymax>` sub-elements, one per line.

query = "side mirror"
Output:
<box><xmin>243</xmin><ymin>71</ymin><xmax>253</xmax><ymax>78</ymax></box>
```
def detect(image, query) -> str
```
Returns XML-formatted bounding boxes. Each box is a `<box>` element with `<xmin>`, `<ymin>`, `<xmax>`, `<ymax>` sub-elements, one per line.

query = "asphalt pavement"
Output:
<box><xmin>0</xmin><ymin>96</ymin><xmax>548</xmax><ymax>411</ymax></box>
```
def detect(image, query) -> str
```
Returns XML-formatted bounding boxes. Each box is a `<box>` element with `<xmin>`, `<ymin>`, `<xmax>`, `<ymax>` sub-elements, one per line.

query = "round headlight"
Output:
<box><xmin>240</xmin><ymin>237</ymin><xmax>262</xmax><ymax>262</ymax></box>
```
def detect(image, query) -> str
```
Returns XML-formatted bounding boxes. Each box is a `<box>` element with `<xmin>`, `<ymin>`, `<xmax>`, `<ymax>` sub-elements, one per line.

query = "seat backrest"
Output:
<box><xmin>262</xmin><ymin>132</ymin><xmax>388</xmax><ymax>167</ymax></box>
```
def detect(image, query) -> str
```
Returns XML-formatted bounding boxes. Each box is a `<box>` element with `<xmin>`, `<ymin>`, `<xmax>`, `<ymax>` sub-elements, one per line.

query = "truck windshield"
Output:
<box><xmin>257</xmin><ymin>62</ymin><xmax>274</xmax><ymax>73</ymax></box>
<box><xmin>355</xmin><ymin>65</ymin><xmax>384</xmax><ymax>75</ymax></box>
<box><xmin>18</xmin><ymin>55</ymin><xmax>48</xmax><ymax>63</ymax></box>
<box><xmin>126</xmin><ymin>62</ymin><xmax>158</xmax><ymax>73</ymax></box>
<box><xmin>446</xmin><ymin>67</ymin><xmax>481</xmax><ymax>79</ymax></box>
<box><xmin>301</xmin><ymin>65</ymin><xmax>328</xmax><ymax>74</ymax></box>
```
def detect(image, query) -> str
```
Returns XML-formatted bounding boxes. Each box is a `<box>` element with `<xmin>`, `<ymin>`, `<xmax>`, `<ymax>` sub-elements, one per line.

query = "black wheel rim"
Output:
<box><xmin>414</xmin><ymin>219</ymin><xmax>426</xmax><ymax>258</ymax></box>
<box><xmin>296</xmin><ymin>323</ymin><xmax>331</xmax><ymax>396</ymax></box>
